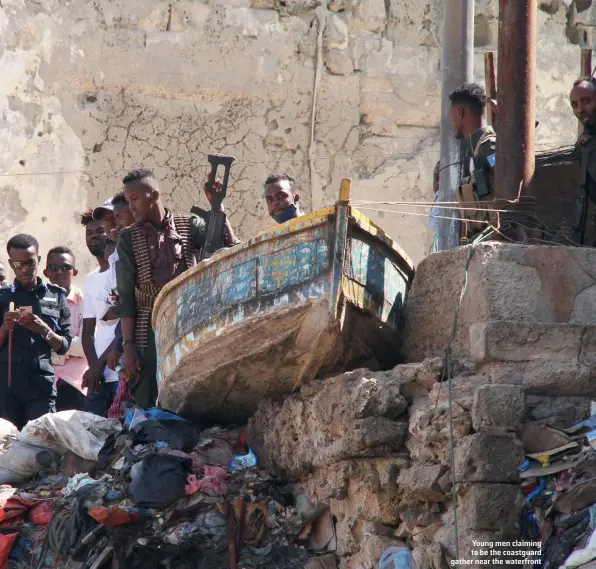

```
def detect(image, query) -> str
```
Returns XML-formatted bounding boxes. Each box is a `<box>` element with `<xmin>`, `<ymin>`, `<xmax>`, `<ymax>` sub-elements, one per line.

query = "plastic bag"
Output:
<box><xmin>0</xmin><ymin>441</ymin><xmax>50</xmax><ymax>485</ymax></box>
<box><xmin>379</xmin><ymin>547</ymin><xmax>416</xmax><ymax>569</ymax></box>
<box><xmin>124</xmin><ymin>408</ymin><xmax>185</xmax><ymax>429</ymax></box>
<box><xmin>129</xmin><ymin>454</ymin><xmax>191</xmax><ymax>508</ymax></box>
<box><xmin>132</xmin><ymin>419</ymin><xmax>198</xmax><ymax>452</ymax></box>
<box><xmin>19</xmin><ymin>411</ymin><xmax>121</xmax><ymax>461</ymax></box>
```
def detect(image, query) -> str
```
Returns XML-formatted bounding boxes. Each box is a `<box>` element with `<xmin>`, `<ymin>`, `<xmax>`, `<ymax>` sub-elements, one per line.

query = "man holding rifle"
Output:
<box><xmin>449</xmin><ymin>83</ymin><xmax>497</xmax><ymax>241</ymax></box>
<box><xmin>116</xmin><ymin>168</ymin><xmax>238</xmax><ymax>408</ymax></box>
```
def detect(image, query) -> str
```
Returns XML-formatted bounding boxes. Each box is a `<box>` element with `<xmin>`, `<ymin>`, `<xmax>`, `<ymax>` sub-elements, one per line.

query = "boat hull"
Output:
<box><xmin>153</xmin><ymin>204</ymin><xmax>414</xmax><ymax>422</ymax></box>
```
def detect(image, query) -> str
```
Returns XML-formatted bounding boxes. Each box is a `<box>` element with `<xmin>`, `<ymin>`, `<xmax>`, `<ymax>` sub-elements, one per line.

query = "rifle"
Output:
<box><xmin>570</xmin><ymin>145</ymin><xmax>590</xmax><ymax>245</ymax></box>
<box><xmin>467</xmin><ymin>135</ymin><xmax>491</xmax><ymax>198</ymax></box>
<box><xmin>192</xmin><ymin>154</ymin><xmax>235</xmax><ymax>260</ymax></box>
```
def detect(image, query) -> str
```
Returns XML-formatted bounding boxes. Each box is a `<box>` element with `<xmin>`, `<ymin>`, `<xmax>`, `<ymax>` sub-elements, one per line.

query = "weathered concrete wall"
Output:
<box><xmin>0</xmin><ymin>0</ymin><xmax>588</xmax><ymax>277</ymax></box>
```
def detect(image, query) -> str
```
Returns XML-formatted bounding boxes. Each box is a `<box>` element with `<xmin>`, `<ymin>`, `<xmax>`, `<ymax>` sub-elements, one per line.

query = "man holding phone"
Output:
<box><xmin>0</xmin><ymin>234</ymin><xmax>73</xmax><ymax>429</ymax></box>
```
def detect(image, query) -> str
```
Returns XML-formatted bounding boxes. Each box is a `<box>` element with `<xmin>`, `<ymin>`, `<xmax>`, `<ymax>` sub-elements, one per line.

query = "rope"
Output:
<box><xmin>433</xmin><ymin>226</ymin><xmax>495</xmax><ymax>562</ymax></box>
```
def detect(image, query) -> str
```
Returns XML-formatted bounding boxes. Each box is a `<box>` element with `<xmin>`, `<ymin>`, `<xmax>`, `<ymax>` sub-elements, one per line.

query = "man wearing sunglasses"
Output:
<box><xmin>43</xmin><ymin>247</ymin><xmax>87</xmax><ymax>412</ymax></box>
<box><xmin>0</xmin><ymin>234</ymin><xmax>72</xmax><ymax>429</ymax></box>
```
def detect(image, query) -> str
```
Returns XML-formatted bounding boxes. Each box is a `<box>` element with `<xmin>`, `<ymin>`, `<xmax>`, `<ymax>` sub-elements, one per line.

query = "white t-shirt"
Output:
<box><xmin>83</xmin><ymin>268</ymin><xmax>118</xmax><ymax>383</ymax></box>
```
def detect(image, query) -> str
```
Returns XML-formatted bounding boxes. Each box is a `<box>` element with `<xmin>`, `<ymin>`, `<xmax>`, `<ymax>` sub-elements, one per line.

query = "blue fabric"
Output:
<box><xmin>84</xmin><ymin>381</ymin><xmax>118</xmax><ymax>418</ymax></box>
<box><xmin>272</xmin><ymin>203</ymin><xmax>298</xmax><ymax>223</ymax></box>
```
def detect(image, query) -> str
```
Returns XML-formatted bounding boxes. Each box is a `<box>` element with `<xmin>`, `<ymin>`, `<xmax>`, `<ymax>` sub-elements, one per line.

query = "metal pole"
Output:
<box><xmin>438</xmin><ymin>0</ymin><xmax>475</xmax><ymax>250</ymax></box>
<box><xmin>493</xmin><ymin>0</ymin><xmax>536</xmax><ymax>201</ymax></box>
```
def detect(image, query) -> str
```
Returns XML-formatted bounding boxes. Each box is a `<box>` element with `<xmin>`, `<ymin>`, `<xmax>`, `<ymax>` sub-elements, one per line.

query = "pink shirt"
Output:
<box><xmin>53</xmin><ymin>286</ymin><xmax>88</xmax><ymax>394</ymax></box>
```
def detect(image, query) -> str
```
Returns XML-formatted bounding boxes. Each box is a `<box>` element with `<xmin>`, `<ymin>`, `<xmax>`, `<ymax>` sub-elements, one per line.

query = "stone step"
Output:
<box><xmin>470</xmin><ymin>321</ymin><xmax>596</xmax><ymax>397</ymax></box>
<box><xmin>470</xmin><ymin>320</ymin><xmax>596</xmax><ymax>364</ymax></box>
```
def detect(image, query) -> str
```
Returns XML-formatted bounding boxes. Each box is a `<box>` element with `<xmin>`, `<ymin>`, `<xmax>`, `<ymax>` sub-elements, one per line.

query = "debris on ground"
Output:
<box><xmin>0</xmin><ymin>407</ymin><xmax>337</xmax><ymax>569</ymax></box>
<box><xmin>520</xmin><ymin>413</ymin><xmax>596</xmax><ymax>569</ymax></box>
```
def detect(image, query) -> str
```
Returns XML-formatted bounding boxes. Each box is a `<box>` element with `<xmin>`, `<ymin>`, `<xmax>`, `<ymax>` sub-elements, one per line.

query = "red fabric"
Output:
<box><xmin>0</xmin><ymin>532</ymin><xmax>19</xmax><ymax>569</ymax></box>
<box><xmin>29</xmin><ymin>502</ymin><xmax>54</xmax><ymax>525</ymax></box>
<box><xmin>1</xmin><ymin>497</ymin><xmax>33</xmax><ymax>523</ymax></box>
<box><xmin>88</xmin><ymin>506</ymin><xmax>142</xmax><ymax>527</ymax></box>
<box><xmin>108</xmin><ymin>378</ymin><xmax>135</xmax><ymax>419</ymax></box>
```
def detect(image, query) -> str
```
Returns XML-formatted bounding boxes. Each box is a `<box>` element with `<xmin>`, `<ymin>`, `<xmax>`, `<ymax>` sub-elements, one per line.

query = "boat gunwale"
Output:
<box><xmin>152</xmin><ymin>204</ymin><xmax>415</xmax><ymax>329</ymax></box>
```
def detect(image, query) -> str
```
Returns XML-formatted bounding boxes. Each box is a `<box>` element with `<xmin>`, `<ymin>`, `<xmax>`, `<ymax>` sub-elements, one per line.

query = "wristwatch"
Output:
<box><xmin>42</xmin><ymin>329</ymin><xmax>53</xmax><ymax>341</ymax></box>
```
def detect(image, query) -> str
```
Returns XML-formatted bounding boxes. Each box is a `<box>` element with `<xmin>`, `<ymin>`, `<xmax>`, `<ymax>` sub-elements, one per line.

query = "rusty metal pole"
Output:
<box><xmin>437</xmin><ymin>0</ymin><xmax>474</xmax><ymax>250</ymax></box>
<box><xmin>493</xmin><ymin>0</ymin><xmax>536</xmax><ymax>202</ymax></box>
<box><xmin>484</xmin><ymin>52</ymin><xmax>497</xmax><ymax>127</ymax></box>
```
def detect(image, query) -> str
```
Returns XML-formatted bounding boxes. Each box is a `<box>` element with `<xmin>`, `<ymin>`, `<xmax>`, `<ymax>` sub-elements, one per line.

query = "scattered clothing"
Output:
<box><xmin>129</xmin><ymin>453</ymin><xmax>191</xmax><ymax>508</ymax></box>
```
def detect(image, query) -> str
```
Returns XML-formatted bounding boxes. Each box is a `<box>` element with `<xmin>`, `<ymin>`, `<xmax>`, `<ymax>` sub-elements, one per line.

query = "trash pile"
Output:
<box><xmin>0</xmin><ymin>408</ymin><xmax>338</xmax><ymax>569</ymax></box>
<box><xmin>519</xmin><ymin>414</ymin><xmax>596</xmax><ymax>569</ymax></box>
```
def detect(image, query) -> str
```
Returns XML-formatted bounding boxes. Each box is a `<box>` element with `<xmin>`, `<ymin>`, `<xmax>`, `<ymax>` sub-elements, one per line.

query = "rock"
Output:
<box><xmin>459</xmin><ymin>483</ymin><xmax>524</xmax><ymax>536</ymax></box>
<box><xmin>277</xmin><ymin>0</ymin><xmax>320</xmax><ymax>13</ymax></box>
<box><xmin>470</xmin><ymin>320</ymin><xmax>590</xmax><ymax>365</ymax></box>
<box><xmin>224</xmin><ymin>7</ymin><xmax>279</xmax><ymax>37</ymax></box>
<box><xmin>454</xmin><ymin>433</ymin><xmax>524</xmax><ymax>483</ymax></box>
<box><xmin>248</xmin><ymin>369</ymin><xmax>411</xmax><ymax>476</ymax></box>
<box><xmin>404</xmin><ymin>243</ymin><xmax>596</xmax><ymax>363</ymax></box>
<box><xmin>324</xmin><ymin>13</ymin><xmax>348</xmax><ymax>48</ymax></box>
<box><xmin>472</xmin><ymin>384</ymin><xmax>524</xmax><ymax>432</ymax></box>
<box><xmin>408</xmin><ymin>398</ymin><xmax>472</xmax><ymax>466</ymax></box>
<box><xmin>354</xmin><ymin>0</ymin><xmax>387</xmax><ymax>33</ymax></box>
<box><xmin>400</xmin><ymin>502</ymin><xmax>443</xmax><ymax>527</ymax></box>
<box><xmin>300</xmin><ymin>456</ymin><xmax>409</xmax><ymax>504</ymax></box>
<box><xmin>525</xmin><ymin>395</ymin><xmax>591</xmax><ymax>429</ymax></box>
<box><xmin>324</xmin><ymin>48</ymin><xmax>354</xmax><ymax>75</ymax></box>
<box><xmin>429</xmin><ymin>375</ymin><xmax>489</xmax><ymax>411</ymax></box>
<box><xmin>397</xmin><ymin>463</ymin><xmax>447</xmax><ymax>502</ymax></box>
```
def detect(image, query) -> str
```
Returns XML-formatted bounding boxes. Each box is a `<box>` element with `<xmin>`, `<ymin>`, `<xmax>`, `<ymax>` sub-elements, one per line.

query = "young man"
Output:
<box><xmin>0</xmin><ymin>234</ymin><xmax>72</xmax><ymax>429</ymax></box>
<box><xmin>93</xmin><ymin>198</ymin><xmax>118</xmax><ymax>259</ymax></box>
<box><xmin>449</xmin><ymin>83</ymin><xmax>496</xmax><ymax>239</ymax></box>
<box><xmin>102</xmin><ymin>193</ymin><xmax>136</xmax><ymax>371</ymax></box>
<box><xmin>44</xmin><ymin>246</ymin><xmax>87</xmax><ymax>412</ymax></box>
<box><xmin>81</xmin><ymin>208</ymin><xmax>119</xmax><ymax>416</ymax></box>
<box><xmin>264</xmin><ymin>174</ymin><xmax>304</xmax><ymax>223</ymax></box>
<box><xmin>570</xmin><ymin>77</ymin><xmax>596</xmax><ymax>244</ymax></box>
<box><xmin>116</xmin><ymin>168</ymin><xmax>238</xmax><ymax>408</ymax></box>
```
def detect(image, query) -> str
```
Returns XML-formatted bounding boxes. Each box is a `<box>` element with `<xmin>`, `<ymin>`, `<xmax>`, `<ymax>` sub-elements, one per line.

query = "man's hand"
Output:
<box><xmin>203</xmin><ymin>179</ymin><xmax>224</xmax><ymax>205</ymax></box>
<box><xmin>123</xmin><ymin>344</ymin><xmax>142</xmax><ymax>380</ymax></box>
<box><xmin>1</xmin><ymin>311</ymin><xmax>21</xmax><ymax>332</ymax></box>
<box><xmin>18</xmin><ymin>312</ymin><xmax>49</xmax><ymax>335</ymax></box>
<box><xmin>106</xmin><ymin>348</ymin><xmax>123</xmax><ymax>371</ymax></box>
<box><xmin>82</xmin><ymin>364</ymin><xmax>104</xmax><ymax>393</ymax></box>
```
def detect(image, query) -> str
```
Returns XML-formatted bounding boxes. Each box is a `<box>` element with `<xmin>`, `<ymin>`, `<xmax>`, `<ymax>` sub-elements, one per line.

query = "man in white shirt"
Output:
<box><xmin>80</xmin><ymin>208</ymin><xmax>119</xmax><ymax>416</ymax></box>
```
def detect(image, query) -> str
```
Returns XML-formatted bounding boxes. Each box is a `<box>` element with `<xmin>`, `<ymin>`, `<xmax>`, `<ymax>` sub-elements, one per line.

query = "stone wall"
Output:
<box><xmin>0</xmin><ymin>0</ymin><xmax>589</xmax><ymax>277</ymax></box>
<box><xmin>247</xmin><ymin>242</ymin><xmax>596</xmax><ymax>568</ymax></box>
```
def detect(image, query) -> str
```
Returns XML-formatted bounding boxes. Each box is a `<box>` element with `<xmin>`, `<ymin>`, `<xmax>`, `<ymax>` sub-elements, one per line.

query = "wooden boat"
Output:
<box><xmin>152</xmin><ymin>179</ymin><xmax>415</xmax><ymax>423</ymax></box>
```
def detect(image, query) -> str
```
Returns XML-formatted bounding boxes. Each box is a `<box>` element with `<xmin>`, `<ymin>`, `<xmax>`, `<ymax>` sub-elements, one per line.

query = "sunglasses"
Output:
<box><xmin>47</xmin><ymin>263</ymin><xmax>75</xmax><ymax>272</ymax></box>
<box><xmin>11</xmin><ymin>259</ymin><xmax>37</xmax><ymax>270</ymax></box>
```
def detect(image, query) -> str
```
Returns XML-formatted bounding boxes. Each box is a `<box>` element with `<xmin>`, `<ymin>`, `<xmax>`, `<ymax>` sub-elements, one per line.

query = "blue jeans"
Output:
<box><xmin>84</xmin><ymin>381</ymin><xmax>118</xmax><ymax>417</ymax></box>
